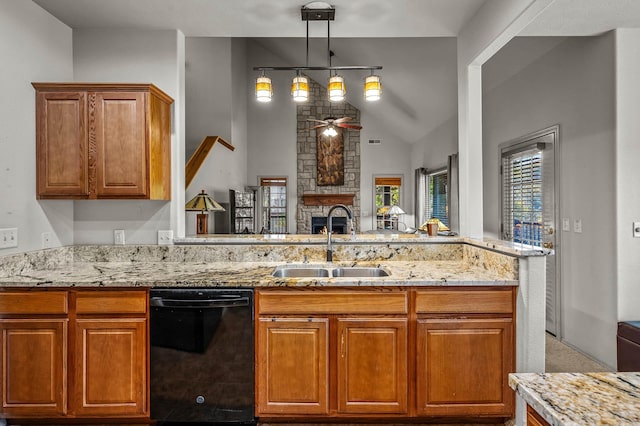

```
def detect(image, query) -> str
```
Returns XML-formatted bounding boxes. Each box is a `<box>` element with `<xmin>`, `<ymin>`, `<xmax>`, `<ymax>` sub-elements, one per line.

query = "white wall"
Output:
<box><xmin>614</xmin><ymin>29</ymin><xmax>640</xmax><ymax>324</ymax></box>
<box><xmin>185</xmin><ymin>37</ymin><xmax>248</xmax><ymax>235</ymax></box>
<box><xmin>0</xmin><ymin>1</ymin><xmax>74</xmax><ymax>254</ymax></box>
<box><xmin>483</xmin><ymin>35</ymin><xmax>617</xmax><ymax>367</ymax></box>
<box><xmin>72</xmin><ymin>29</ymin><xmax>185</xmax><ymax>244</ymax></box>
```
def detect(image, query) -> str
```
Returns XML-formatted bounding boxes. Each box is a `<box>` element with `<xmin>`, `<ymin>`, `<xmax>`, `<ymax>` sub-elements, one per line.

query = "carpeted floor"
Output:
<box><xmin>545</xmin><ymin>332</ymin><xmax>611</xmax><ymax>372</ymax></box>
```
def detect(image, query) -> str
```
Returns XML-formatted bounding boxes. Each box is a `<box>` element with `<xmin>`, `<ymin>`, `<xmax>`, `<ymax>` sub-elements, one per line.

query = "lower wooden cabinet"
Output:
<box><xmin>0</xmin><ymin>289</ymin><xmax>149</xmax><ymax>422</ymax></box>
<box><xmin>255</xmin><ymin>287</ymin><xmax>515</xmax><ymax>422</ymax></box>
<box><xmin>337</xmin><ymin>318</ymin><xmax>407</xmax><ymax>414</ymax></box>
<box><xmin>527</xmin><ymin>404</ymin><xmax>551</xmax><ymax>426</ymax></box>
<box><xmin>416</xmin><ymin>317</ymin><xmax>514</xmax><ymax>416</ymax></box>
<box><xmin>0</xmin><ymin>319</ymin><xmax>67</xmax><ymax>417</ymax></box>
<box><xmin>256</xmin><ymin>317</ymin><xmax>329</xmax><ymax>415</ymax></box>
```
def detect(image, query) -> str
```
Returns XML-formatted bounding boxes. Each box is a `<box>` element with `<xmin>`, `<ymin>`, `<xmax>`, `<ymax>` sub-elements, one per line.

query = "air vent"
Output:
<box><xmin>368</xmin><ymin>139</ymin><xmax>381</xmax><ymax>145</ymax></box>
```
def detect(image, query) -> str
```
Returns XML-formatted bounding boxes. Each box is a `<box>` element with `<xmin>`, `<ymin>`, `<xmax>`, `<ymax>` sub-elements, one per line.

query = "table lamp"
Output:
<box><xmin>185</xmin><ymin>189</ymin><xmax>225</xmax><ymax>234</ymax></box>
<box><xmin>387</xmin><ymin>205</ymin><xmax>406</xmax><ymax>230</ymax></box>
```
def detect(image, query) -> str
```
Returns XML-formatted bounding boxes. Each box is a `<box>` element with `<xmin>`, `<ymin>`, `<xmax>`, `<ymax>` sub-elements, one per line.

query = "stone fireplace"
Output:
<box><xmin>296</xmin><ymin>78</ymin><xmax>360</xmax><ymax>233</ymax></box>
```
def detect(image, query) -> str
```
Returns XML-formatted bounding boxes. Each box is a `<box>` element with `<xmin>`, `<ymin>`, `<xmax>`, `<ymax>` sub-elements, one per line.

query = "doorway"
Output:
<box><xmin>500</xmin><ymin>125</ymin><xmax>560</xmax><ymax>336</ymax></box>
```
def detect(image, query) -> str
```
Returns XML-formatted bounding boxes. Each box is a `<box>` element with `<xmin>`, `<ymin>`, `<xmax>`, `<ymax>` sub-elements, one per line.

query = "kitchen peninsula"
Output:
<box><xmin>0</xmin><ymin>235</ymin><xmax>548</xmax><ymax>424</ymax></box>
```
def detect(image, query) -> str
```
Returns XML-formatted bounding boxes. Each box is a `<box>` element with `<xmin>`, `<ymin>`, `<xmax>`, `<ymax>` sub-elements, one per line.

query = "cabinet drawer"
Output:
<box><xmin>415</xmin><ymin>289</ymin><xmax>513</xmax><ymax>314</ymax></box>
<box><xmin>0</xmin><ymin>291</ymin><xmax>68</xmax><ymax>315</ymax></box>
<box><xmin>258</xmin><ymin>290</ymin><xmax>407</xmax><ymax>315</ymax></box>
<box><xmin>75</xmin><ymin>290</ymin><xmax>147</xmax><ymax>315</ymax></box>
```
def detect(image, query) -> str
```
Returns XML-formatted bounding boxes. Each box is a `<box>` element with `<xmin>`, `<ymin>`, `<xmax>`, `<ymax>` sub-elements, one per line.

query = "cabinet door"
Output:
<box><xmin>416</xmin><ymin>318</ymin><xmax>514</xmax><ymax>417</ymax></box>
<box><xmin>256</xmin><ymin>317</ymin><xmax>329</xmax><ymax>415</ymax></box>
<box><xmin>337</xmin><ymin>318</ymin><xmax>408</xmax><ymax>414</ymax></box>
<box><xmin>74</xmin><ymin>318</ymin><xmax>147</xmax><ymax>417</ymax></box>
<box><xmin>36</xmin><ymin>91</ymin><xmax>88</xmax><ymax>198</ymax></box>
<box><xmin>0</xmin><ymin>319</ymin><xmax>67</xmax><ymax>417</ymax></box>
<box><xmin>93</xmin><ymin>91</ymin><xmax>147</xmax><ymax>198</ymax></box>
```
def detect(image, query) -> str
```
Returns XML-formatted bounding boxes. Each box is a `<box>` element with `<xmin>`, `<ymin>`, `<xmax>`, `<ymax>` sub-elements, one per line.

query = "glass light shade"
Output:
<box><xmin>328</xmin><ymin>75</ymin><xmax>346</xmax><ymax>102</ymax></box>
<box><xmin>364</xmin><ymin>74</ymin><xmax>382</xmax><ymax>101</ymax></box>
<box><xmin>291</xmin><ymin>75</ymin><xmax>309</xmax><ymax>102</ymax></box>
<box><xmin>255</xmin><ymin>76</ymin><xmax>273</xmax><ymax>103</ymax></box>
<box><xmin>323</xmin><ymin>126</ymin><xmax>338</xmax><ymax>137</ymax></box>
<box><xmin>185</xmin><ymin>190</ymin><xmax>225</xmax><ymax>212</ymax></box>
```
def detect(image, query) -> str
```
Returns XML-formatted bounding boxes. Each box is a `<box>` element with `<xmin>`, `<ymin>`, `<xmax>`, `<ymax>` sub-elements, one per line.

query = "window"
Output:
<box><xmin>374</xmin><ymin>176</ymin><xmax>402</xmax><ymax>230</ymax></box>
<box><xmin>260</xmin><ymin>177</ymin><xmax>287</xmax><ymax>233</ymax></box>
<box><xmin>426</xmin><ymin>169</ymin><xmax>448</xmax><ymax>226</ymax></box>
<box><xmin>501</xmin><ymin>147</ymin><xmax>543</xmax><ymax>246</ymax></box>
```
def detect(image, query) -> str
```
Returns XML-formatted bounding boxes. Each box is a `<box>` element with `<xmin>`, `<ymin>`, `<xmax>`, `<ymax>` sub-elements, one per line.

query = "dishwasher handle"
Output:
<box><xmin>150</xmin><ymin>296</ymin><xmax>250</xmax><ymax>309</ymax></box>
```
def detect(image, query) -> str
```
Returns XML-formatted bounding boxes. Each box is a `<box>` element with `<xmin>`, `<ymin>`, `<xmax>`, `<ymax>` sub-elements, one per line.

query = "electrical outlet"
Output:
<box><xmin>158</xmin><ymin>230</ymin><xmax>174</xmax><ymax>245</ymax></box>
<box><xmin>573</xmin><ymin>219</ymin><xmax>582</xmax><ymax>233</ymax></box>
<box><xmin>562</xmin><ymin>218</ymin><xmax>570</xmax><ymax>232</ymax></box>
<box><xmin>114</xmin><ymin>229</ymin><xmax>125</xmax><ymax>245</ymax></box>
<box><xmin>42</xmin><ymin>232</ymin><xmax>52</xmax><ymax>249</ymax></box>
<box><xmin>0</xmin><ymin>228</ymin><xmax>18</xmax><ymax>249</ymax></box>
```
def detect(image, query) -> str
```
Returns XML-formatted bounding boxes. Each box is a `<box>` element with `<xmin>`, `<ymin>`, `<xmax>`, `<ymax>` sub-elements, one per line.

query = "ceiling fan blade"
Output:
<box><xmin>333</xmin><ymin>117</ymin><xmax>352</xmax><ymax>123</ymax></box>
<box><xmin>310</xmin><ymin>124</ymin><xmax>326</xmax><ymax>130</ymax></box>
<box><xmin>337</xmin><ymin>123</ymin><xmax>362</xmax><ymax>130</ymax></box>
<box><xmin>306</xmin><ymin>118</ymin><xmax>328</xmax><ymax>124</ymax></box>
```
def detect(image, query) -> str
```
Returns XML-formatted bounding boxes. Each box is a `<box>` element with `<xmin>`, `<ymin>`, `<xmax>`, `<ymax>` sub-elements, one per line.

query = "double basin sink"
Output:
<box><xmin>272</xmin><ymin>265</ymin><xmax>389</xmax><ymax>278</ymax></box>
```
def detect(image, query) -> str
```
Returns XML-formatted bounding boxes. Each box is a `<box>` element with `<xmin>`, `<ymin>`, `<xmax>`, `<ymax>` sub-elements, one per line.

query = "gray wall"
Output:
<box><xmin>72</xmin><ymin>29</ymin><xmax>184</xmax><ymax>244</ymax></box>
<box><xmin>0</xmin><ymin>1</ymin><xmax>74</xmax><ymax>254</ymax></box>
<box><xmin>483</xmin><ymin>35</ymin><xmax>617</xmax><ymax>367</ymax></box>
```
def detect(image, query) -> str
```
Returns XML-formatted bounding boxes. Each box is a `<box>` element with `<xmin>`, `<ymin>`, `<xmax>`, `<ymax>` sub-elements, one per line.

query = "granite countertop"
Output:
<box><xmin>509</xmin><ymin>372</ymin><xmax>640</xmax><ymax>425</ymax></box>
<box><xmin>0</xmin><ymin>260</ymin><xmax>517</xmax><ymax>288</ymax></box>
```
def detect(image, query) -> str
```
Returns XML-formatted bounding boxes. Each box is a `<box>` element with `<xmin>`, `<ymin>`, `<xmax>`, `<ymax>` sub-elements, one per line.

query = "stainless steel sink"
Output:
<box><xmin>331</xmin><ymin>267</ymin><xmax>389</xmax><ymax>278</ymax></box>
<box><xmin>272</xmin><ymin>266</ymin><xmax>330</xmax><ymax>278</ymax></box>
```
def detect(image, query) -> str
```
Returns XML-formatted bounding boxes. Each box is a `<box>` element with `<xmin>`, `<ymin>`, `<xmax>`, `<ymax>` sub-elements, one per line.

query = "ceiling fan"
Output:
<box><xmin>306</xmin><ymin>116</ymin><xmax>362</xmax><ymax>136</ymax></box>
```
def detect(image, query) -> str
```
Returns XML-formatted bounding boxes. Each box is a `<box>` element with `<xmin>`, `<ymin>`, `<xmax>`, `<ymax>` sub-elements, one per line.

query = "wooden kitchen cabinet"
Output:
<box><xmin>33</xmin><ymin>83</ymin><xmax>173</xmax><ymax>200</ymax></box>
<box><xmin>256</xmin><ymin>317</ymin><xmax>329</xmax><ymax>415</ymax></box>
<box><xmin>415</xmin><ymin>288</ymin><xmax>515</xmax><ymax>417</ymax></box>
<box><xmin>527</xmin><ymin>403</ymin><xmax>551</xmax><ymax>426</ymax></box>
<box><xmin>337</xmin><ymin>318</ymin><xmax>407</xmax><ymax>414</ymax></box>
<box><xmin>255</xmin><ymin>289</ymin><xmax>408</xmax><ymax>420</ymax></box>
<box><xmin>0</xmin><ymin>289</ymin><xmax>149</xmax><ymax>422</ymax></box>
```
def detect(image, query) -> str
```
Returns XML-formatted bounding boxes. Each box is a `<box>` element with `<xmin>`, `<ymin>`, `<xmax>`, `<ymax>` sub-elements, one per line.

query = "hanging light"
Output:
<box><xmin>322</xmin><ymin>125</ymin><xmax>338</xmax><ymax>137</ymax></box>
<box><xmin>364</xmin><ymin>73</ymin><xmax>382</xmax><ymax>101</ymax></box>
<box><xmin>255</xmin><ymin>73</ymin><xmax>273</xmax><ymax>103</ymax></box>
<box><xmin>328</xmin><ymin>74</ymin><xmax>345</xmax><ymax>102</ymax></box>
<box><xmin>291</xmin><ymin>72</ymin><xmax>309</xmax><ymax>102</ymax></box>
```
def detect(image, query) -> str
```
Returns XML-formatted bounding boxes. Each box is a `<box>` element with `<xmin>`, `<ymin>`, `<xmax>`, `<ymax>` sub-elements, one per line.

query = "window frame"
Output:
<box><xmin>258</xmin><ymin>176</ymin><xmax>288</xmax><ymax>234</ymax></box>
<box><xmin>373</xmin><ymin>175</ymin><xmax>403</xmax><ymax>230</ymax></box>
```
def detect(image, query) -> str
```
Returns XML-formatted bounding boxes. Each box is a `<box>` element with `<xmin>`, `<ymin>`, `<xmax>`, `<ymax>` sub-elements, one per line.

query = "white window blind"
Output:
<box><xmin>502</xmin><ymin>147</ymin><xmax>543</xmax><ymax>246</ymax></box>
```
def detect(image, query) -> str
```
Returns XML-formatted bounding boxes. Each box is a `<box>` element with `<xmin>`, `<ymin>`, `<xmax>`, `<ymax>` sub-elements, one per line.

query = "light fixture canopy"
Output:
<box><xmin>255</xmin><ymin>75</ymin><xmax>273</xmax><ymax>103</ymax></box>
<box><xmin>291</xmin><ymin>74</ymin><xmax>309</xmax><ymax>102</ymax></box>
<box><xmin>328</xmin><ymin>75</ymin><xmax>346</xmax><ymax>102</ymax></box>
<box><xmin>364</xmin><ymin>74</ymin><xmax>382</xmax><ymax>101</ymax></box>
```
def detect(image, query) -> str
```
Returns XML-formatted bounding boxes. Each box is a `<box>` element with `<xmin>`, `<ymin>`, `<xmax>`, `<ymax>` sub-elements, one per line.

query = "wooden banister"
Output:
<box><xmin>185</xmin><ymin>136</ymin><xmax>235</xmax><ymax>188</ymax></box>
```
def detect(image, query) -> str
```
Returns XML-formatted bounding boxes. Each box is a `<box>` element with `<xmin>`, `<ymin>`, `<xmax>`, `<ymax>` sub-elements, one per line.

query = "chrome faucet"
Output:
<box><xmin>326</xmin><ymin>204</ymin><xmax>355</xmax><ymax>262</ymax></box>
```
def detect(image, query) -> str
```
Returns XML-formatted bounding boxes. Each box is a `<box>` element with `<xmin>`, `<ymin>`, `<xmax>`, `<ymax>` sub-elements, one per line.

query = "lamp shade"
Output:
<box><xmin>322</xmin><ymin>125</ymin><xmax>338</xmax><ymax>137</ymax></box>
<box><xmin>255</xmin><ymin>76</ymin><xmax>273</xmax><ymax>102</ymax></box>
<box><xmin>291</xmin><ymin>75</ymin><xmax>309</xmax><ymax>102</ymax></box>
<box><xmin>328</xmin><ymin>75</ymin><xmax>346</xmax><ymax>102</ymax></box>
<box><xmin>387</xmin><ymin>205</ymin><xmax>405</xmax><ymax>216</ymax></box>
<box><xmin>364</xmin><ymin>74</ymin><xmax>382</xmax><ymax>101</ymax></box>
<box><xmin>185</xmin><ymin>190</ymin><xmax>225</xmax><ymax>212</ymax></box>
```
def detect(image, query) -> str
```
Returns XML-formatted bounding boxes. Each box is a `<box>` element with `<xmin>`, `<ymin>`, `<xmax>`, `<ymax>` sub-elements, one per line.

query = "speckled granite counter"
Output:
<box><xmin>509</xmin><ymin>372</ymin><xmax>640</xmax><ymax>425</ymax></box>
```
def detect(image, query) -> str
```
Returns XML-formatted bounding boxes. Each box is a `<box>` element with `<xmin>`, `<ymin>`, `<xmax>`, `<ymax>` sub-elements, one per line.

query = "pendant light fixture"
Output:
<box><xmin>291</xmin><ymin>72</ymin><xmax>309</xmax><ymax>102</ymax></box>
<box><xmin>253</xmin><ymin>3</ymin><xmax>382</xmax><ymax>103</ymax></box>
<box><xmin>364</xmin><ymin>73</ymin><xmax>382</xmax><ymax>101</ymax></box>
<box><xmin>255</xmin><ymin>72</ymin><xmax>273</xmax><ymax>103</ymax></box>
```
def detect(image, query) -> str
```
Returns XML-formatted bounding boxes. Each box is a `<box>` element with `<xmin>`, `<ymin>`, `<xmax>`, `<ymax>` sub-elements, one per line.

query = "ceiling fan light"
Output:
<box><xmin>291</xmin><ymin>75</ymin><xmax>309</xmax><ymax>102</ymax></box>
<box><xmin>364</xmin><ymin>74</ymin><xmax>382</xmax><ymax>101</ymax></box>
<box><xmin>328</xmin><ymin>75</ymin><xmax>346</xmax><ymax>102</ymax></box>
<box><xmin>255</xmin><ymin>75</ymin><xmax>273</xmax><ymax>102</ymax></box>
<box><xmin>323</xmin><ymin>125</ymin><xmax>338</xmax><ymax>137</ymax></box>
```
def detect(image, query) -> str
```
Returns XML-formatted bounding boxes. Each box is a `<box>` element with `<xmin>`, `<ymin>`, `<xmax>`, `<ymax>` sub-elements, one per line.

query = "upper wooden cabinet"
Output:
<box><xmin>33</xmin><ymin>83</ymin><xmax>173</xmax><ymax>200</ymax></box>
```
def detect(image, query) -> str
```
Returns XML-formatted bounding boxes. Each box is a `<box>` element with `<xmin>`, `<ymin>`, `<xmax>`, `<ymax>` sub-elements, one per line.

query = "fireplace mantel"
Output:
<box><xmin>302</xmin><ymin>193</ymin><xmax>355</xmax><ymax>206</ymax></box>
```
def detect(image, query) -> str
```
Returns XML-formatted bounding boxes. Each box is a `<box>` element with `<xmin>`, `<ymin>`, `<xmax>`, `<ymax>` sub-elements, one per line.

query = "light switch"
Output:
<box><xmin>573</xmin><ymin>219</ymin><xmax>582</xmax><ymax>233</ymax></box>
<box><xmin>114</xmin><ymin>229</ymin><xmax>125</xmax><ymax>245</ymax></box>
<box><xmin>562</xmin><ymin>218</ymin><xmax>570</xmax><ymax>232</ymax></box>
<box><xmin>634</xmin><ymin>222</ymin><xmax>640</xmax><ymax>238</ymax></box>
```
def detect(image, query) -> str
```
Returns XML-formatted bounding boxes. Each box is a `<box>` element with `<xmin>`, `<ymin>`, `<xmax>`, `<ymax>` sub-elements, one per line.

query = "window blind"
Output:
<box><xmin>425</xmin><ymin>170</ymin><xmax>448</xmax><ymax>226</ymax></box>
<box><xmin>502</xmin><ymin>147</ymin><xmax>543</xmax><ymax>246</ymax></box>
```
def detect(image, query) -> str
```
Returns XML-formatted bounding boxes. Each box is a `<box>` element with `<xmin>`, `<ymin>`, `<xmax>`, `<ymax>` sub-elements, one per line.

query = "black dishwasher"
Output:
<box><xmin>149</xmin><ymin>288</ymin><xmax>255</xmax><ymax>425</ymax></box>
